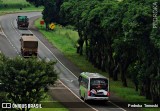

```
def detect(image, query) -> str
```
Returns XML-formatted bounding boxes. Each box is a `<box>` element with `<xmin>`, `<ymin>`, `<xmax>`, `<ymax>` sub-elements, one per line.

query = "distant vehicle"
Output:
<box><xmin>20</xmin><ymin>34</ymin><xmax>38</xmax><ymax>57</ymax></box>
<box><xmin>17</xmin><ymin>16</ymin><xmax>29</xmax><ymax>29</ymax></box>
<box><xmin>78</xmin><ymin>72</ymin><xmax>109</xmax><ymax>102</ymax></box>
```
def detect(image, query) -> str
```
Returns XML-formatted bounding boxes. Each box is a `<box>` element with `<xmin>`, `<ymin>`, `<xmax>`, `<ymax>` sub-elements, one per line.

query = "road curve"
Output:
<box><xmin>0</xmin><ymin>12</ymin><xmax>137</xmax><ymax>111</ymax></box>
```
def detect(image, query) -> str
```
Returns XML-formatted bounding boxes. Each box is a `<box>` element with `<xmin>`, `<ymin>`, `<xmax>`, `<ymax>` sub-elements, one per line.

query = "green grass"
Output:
<box><xmin>30</xmin><ymin>94</ymin><xmax>69</xmax><ymax>111</ymax></box>
<box><xmin>0</xmin><ymin>0</ymin><xmax>43</xmax><ymax>15</ymax></box>
<box><xmin>35</xmin><ymin>18</ymin><xmax>159</xmax><ymax>111</ymax></box>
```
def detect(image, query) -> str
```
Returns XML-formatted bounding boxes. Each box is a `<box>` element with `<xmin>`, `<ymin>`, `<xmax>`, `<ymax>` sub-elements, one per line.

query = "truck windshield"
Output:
<box><xmin>90</xmin><ymin>78</ymin><xmax>108</xmax><ymax>91</ymax></box>
<box><xmin>18</xmin><ymin>16</ymin><xmax>28</xmax><ymax>22</ymax></box>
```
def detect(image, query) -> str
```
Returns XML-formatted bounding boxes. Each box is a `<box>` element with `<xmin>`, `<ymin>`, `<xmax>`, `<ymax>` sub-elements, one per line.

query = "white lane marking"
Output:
<box><xmin>48</xmin><ymin>87</ymin><xmax>79</xmax><ymax>90</ymax></box>
<box><xmin>11</xmin><ymin>21</ymin><xmax>21</xmax><ymax>36</ymax></box>
<box><xmin>0</xmin><ymin>24</ymin><xmax>20</xmax><ymax>55</ymax></box>
<box><xmin>11</xmin><ymin>19</ymin><xmax>126</xmax><ymax>111</ymax></box>
<box><xmin>59</xmin><ymin>80</ymin><xmax>99</xmax><ymax>111</ymax></box>
<box><xmin>60</xmin><ymin>78</ymin><xmax>74</xmax><ymax>82</ymax></box>
<box><xmin>108</xmin><ymin>101</ymin><xmax>126</xmax><ymax>111</ymax></box>
<box><xmin>48</xmin><ymin>87</ymin><xmax>67</xmax><ymax>90</ymax></box>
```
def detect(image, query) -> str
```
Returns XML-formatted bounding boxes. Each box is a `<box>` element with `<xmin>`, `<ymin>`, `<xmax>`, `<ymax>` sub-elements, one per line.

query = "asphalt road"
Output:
<box><xmin>0</xmin><ymin>12</ymin><xmax>136</xmax><ymax>111</ymax></box>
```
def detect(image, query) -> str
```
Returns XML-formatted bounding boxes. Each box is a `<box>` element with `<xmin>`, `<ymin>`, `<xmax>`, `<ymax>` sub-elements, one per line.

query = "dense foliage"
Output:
<box><xmin>60</xmin><ymin>0</ymin><xmax>160</xmax><ymax>103</ymax></box>
<box><xmin>0</xmin><ymin>54</ymin><xmax>57</xmax><ymax>111</ymax></box>
<box><xmin>26</xmin><ymin>0</ymin><xmax>63</xmax><ymax>29</ymax></box>
<box><xmin>26</xmin><ymin>0</ymin><xmax>160</xmax><ymax>103</ymax></box>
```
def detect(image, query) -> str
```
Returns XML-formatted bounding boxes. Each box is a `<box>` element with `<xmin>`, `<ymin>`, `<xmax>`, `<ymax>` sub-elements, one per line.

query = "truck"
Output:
<box><xmin>17</xmin><ymin>16</ymin><xmax>29</xmax><ymax>29</ymax></box>
<box><xmin>20</xmin><ymin>34</ymin><xmax>38</xmax><ymax>57</ymax></box>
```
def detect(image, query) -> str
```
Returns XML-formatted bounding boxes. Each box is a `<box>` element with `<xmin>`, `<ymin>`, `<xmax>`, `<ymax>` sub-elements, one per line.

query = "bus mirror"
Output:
<box><xmin>78</xmin><ymin>76</ymin><xmax>81</xmax><ymax>82</ymax></box>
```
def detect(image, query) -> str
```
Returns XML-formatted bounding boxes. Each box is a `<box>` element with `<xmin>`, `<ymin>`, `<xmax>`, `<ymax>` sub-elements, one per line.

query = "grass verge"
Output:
<box><xmin>30</xmin><ymin>93</ymin><xmax>69</xmax><ymax>111</ymax></box>
<box><xmin>35</xmin><ymin>18</ymin><xmax>159</xmax><ymax>111</ymax></box>
<box><xmin>0</xmin><ymin>0</ymin><xmax>43</xmax><ymax>15</ymax></box>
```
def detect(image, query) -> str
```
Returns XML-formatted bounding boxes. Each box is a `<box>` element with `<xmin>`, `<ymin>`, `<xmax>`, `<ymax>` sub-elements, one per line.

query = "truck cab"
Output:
<box><xmin>17</xmin><ymin>16</ymin><xmax>29</xmax><ymax>29</ymax></box>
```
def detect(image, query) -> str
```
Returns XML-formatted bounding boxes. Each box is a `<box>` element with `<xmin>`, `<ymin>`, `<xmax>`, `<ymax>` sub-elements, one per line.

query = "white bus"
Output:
<box><xmin>78</xmin><ymin>72</ymin><xmax>109</xmax><ymax>102</ymax></box>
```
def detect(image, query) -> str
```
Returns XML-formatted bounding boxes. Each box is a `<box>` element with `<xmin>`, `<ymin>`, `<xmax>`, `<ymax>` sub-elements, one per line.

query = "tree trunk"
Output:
<box><xmin>113</xmin><ymin>64</ymin><xmax>119</xmax><ymax>81</ymax></box>
<box><xmin>22</xmin><ymin>108</ymin><xmax>25</xmax><ymax>111</ymax></box>
<box><xmin>97</xmin><ymin>49</ymin><xmax>102</xmax><ymax>69</ymax></box>
<box><xmin>85</xmin><ymin>35</ymin><xmax>88</xmax><ymax>58</ymax></box>
<box><xmin>88</xmin><ymin>49</ymin><xmax>92</xmax><ymax>62</ymax></box>
<box><xmin>79</xmin><ymin>45</ymin><xmax>83</xmax><ymax>55</ymax></box>
<box><xmin>77</xmin><ymin>31</ymin><xmax>84</xmax><ymax>55</ymax></box>
<box><xmin>140</xmin><ymin>83</ymin><xmax>145</xmax><ymax>96</ymax></box>
<box><xmin>92</xmin><ymin>49</ymin><xmax>96</xmax><ymax>65</ymax></box>
<box><xmin>108</xmin><ymin>55</ymin><xmax>114</xmax><ymax>78</ymax></box>
<box><xmin>101</xmin><ymin>56</ymin><xmax>106</xmax><ymax>72</ymax></box>
<box><xmin>145</xmin><ymin>78</ymin><xmax>152</xmax><ymax>100</ymax></box>
<box><xmin>122</xmin><ymin>74</ymin><xmax>127</xmax><ymax>87</ymax></box>
<box><xmin>120</xmin><ymin>64</ymin><xmax>127</xmax><ymax>87</ymax></box>
<box><xmin>77</xmin><ymin>46</ymin><xmax>80</xmax><ymax>53</ymax></box>
<box><xmin>151</xmin><ymin>80</ymin><xmax>160</xmax><ymax>103</ymax></box>
<box><xmin>79</xmin><ymin>40</ymin><xmax>83</xmax><ymax>55</ymax></box>
<box><xmin>45</xmin><ymin>22</ymin><xmax>49</xmax><ymax>30</ymax></box>
<box><xmin>135</xmin><ymin>82</ymin><xmax>138</xmax><ymax>91</ymax></box>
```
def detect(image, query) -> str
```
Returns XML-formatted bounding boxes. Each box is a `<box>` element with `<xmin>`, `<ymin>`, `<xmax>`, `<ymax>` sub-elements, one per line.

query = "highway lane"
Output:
<box><xmin>0</xmin><ymin>34</ymin><xmax>18</xmax><ymax>57</ymax></box>
<box><xmin>0</xmin><ymin>25</ymin><xmax>18</xmax><ymax>57</ymax></box>
<box><xmin>0</xmin><ymin>12</ymin><xmax>131</xmax><ymax>111</ymax></box>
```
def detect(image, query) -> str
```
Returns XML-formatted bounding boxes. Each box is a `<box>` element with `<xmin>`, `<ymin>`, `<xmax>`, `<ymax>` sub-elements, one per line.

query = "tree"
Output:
<box><xmin>26</xmin><ymin>0</ymin><xmax>64</xmax><ymax>29</ymax></box>
<box><xmin>0</xmin><ymin>54</ymin><xmax>57</xmax><ymax>111</ymax></box>
<box><xmin>42</xmin><ymin>1</ymin><xmax>56</xmax><ymax>30</ymax></box>
<box><xmin>122</xmin><ymin>0</ymin><xmax>160</xmax><ymax>101</ymax></box>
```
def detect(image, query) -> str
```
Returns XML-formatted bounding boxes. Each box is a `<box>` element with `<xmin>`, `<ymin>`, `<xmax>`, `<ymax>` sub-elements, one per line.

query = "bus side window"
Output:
<box><xmin>83</xmin><ymin>78</ymin><xmax>88</xmax><ymax>88</ymax></box>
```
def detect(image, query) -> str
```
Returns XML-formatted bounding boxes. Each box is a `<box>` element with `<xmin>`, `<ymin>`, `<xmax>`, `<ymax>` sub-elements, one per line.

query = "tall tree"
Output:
<box><xmin>26</xmin><ymin>0</ymin><xmax>64</xmax><ymax>29</ymax></box>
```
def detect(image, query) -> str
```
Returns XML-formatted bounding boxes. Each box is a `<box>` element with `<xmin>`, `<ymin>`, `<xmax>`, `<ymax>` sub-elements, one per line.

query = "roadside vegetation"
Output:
<box><xmin>31</xmin><ymin>94</ymin><xmax>69</xmax><ymax>111</ymax></box>
<box><xmin>0</xmin><ymin>0</ymin><xmax>43</xmax><ymax>15</ymax></box>
<box><xmin>0</xmin><ymin>54</ymin><xmax>68</xmax><ymax>111</ymax></box>
<box><xmin>35</xmin><ymin>18</ymin><xmax>159</xmax><ymax>111</ymax></box>
<box><xmin>30</xmin><ymin>0</ymin><xmax>160</xmax><ymax>106</ymax></box>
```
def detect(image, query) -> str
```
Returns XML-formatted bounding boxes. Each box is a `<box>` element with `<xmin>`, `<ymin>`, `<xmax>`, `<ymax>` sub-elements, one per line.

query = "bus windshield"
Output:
<box><xmin>90</xmin><ymin>78</ymin><xmax>108</xmax><ymax>91</ymax></box>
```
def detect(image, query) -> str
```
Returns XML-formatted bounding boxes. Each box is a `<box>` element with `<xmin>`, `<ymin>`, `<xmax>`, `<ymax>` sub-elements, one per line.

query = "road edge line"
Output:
<box><xmin>0</xmin><ymin>24</ymin><xmax>20</xmax><ymax>55</ymax></box>
<box><xmin>58</xmin><ymin>80</ymin><xmax>99</xmax><ymax>111</ymax></box>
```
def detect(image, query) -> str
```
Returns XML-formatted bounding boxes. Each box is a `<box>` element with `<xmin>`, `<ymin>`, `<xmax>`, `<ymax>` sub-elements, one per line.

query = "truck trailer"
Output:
<box><xmin>20</xmin><ymin>34</ymin><xmax>38</xmax><ymax>57</ymax></box>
